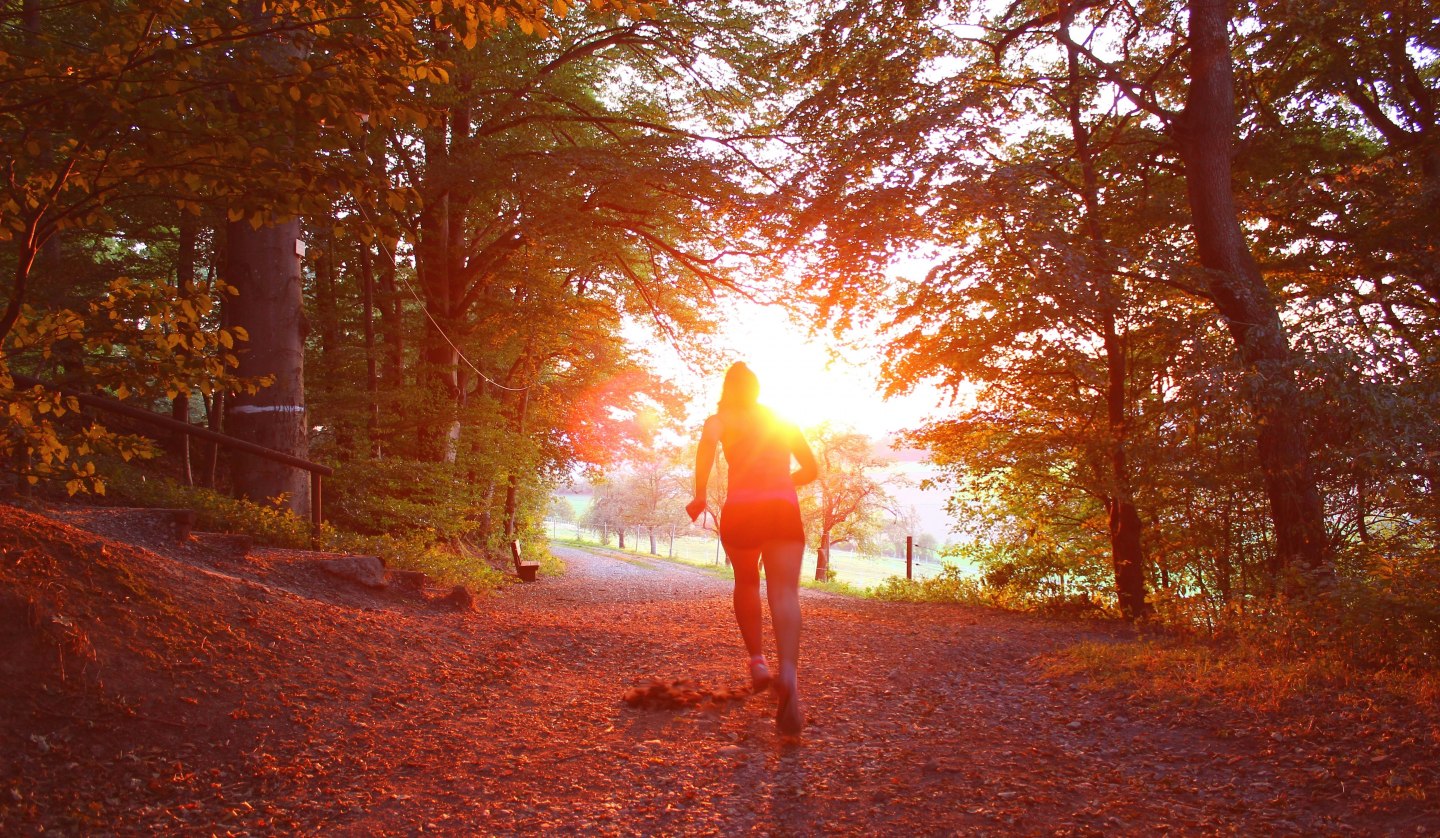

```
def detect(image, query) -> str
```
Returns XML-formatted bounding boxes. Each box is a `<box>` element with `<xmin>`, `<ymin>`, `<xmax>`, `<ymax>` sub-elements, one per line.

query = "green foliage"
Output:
<box><xmin>1198</xmin><ymin>561</ymin><xmax>1440</xmax><ymax>675</ymax></box>
<box><xmin>799</xmin><ymin>574</ymin><xmax>869</xmax><ymax>598</ymax></box>
<box><xmin>771</xmin><ymin>0</ymin><xmax>1440</xmax><ymax>646</ymax></box>
<box><xmin>328</xmin><ymin>529</ymin><xmax>507</xmax><ymax>591</ymax></box>
<box><xmin>323</xmin><ymin>458</ymin><xmax>483</xmax><ymax>539</ymax></box>
<box><xmin>2</xmin><ymin>278</ymin><xmax>260</xmax><ymax>495</ymax></box>
<box><xmin>106</xmin><ymin>468</ymin><xmax>322</xmax><ymax>550</ymax></box>
<box><xmin>873</xmin><ymin>564</ymin><xmax>988</xmax><ymax>606</ymax></box>
<box><xmin>549</xmin><ymin>496</ymin><xmax>578</xmax><ymax>523</ymax></box>
<box><xmin>109</xmin><ymin>466</ymin><xmax>508</xmax><ymax>589</ymax></box>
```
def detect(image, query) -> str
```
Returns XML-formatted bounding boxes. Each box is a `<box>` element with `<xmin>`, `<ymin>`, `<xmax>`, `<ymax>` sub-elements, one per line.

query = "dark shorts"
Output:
<box><xmin>719</xmin><ymin>499</ymin><xmax>805</xmax><ymax>552</ymax></box>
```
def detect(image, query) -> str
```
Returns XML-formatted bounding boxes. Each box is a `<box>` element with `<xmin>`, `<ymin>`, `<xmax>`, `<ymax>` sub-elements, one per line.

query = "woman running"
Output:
<box><xmin>686</xmin><ymin>362</ymin><xmax>817</xmax><ymax>735</ymax></box>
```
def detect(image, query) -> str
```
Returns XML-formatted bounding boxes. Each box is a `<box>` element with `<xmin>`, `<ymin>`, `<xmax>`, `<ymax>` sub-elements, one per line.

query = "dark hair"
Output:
<box><xmin>717</xmin><ymin>362</ymin><xmax>760</xmax><ymax>411</ymax></box>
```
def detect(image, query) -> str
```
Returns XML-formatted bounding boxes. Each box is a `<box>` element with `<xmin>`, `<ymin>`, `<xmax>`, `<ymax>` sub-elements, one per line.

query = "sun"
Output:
<box><xmin>706</xmin><ymin>303</ymin><xmax>898</xmax><ymax>435</ymax></box>
<box><xmin>634</xmin><ymin>300</ymin><xmax>945</xmax><ymax>439</ymax></box>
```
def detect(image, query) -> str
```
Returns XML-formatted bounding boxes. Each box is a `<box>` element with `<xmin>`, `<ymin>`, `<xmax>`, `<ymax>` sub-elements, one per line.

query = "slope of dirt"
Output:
<box><xmin>2</xmin><ymin>501</ymin><xmax>1437</xmax><ymax>835</ymax></box>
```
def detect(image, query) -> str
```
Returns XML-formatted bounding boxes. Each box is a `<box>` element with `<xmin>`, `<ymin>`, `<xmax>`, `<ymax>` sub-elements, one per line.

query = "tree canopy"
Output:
<box><xmin>2</xmin><ymin>0</ymin><xmax>1437</xmax><ymax>649</ymax></box>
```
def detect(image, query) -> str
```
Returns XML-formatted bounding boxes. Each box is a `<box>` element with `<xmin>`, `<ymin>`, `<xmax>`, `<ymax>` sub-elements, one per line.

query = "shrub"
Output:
<box><xmin>107</xmin><ymin>467</ymin><xmax>506</xmax><ymax>590</ymax></box>
<box><xmin>873</xmin><ymin>563</ymin><xmax>990</xmax><ymax>605</ymax></box>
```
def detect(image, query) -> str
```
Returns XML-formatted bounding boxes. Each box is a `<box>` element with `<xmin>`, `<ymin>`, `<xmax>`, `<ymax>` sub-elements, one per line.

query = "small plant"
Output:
<box><xmin>802</xmin><ymin>575</ymin><xmax>868</xmax><ymax>597</ymax></box>
<box><xmin>109</xmin><ymin>466</ymin><xmax>510</xmax><ymax>591</ymax></box>
<box><xmin>873</xmin><ymin>563</ymin><xmax>991</xmax><ymax>605</ymax></box>
<box><xmin>107</xmin><ymin>468</ymin><xmax>321</xmax><ymax>549</ymax></box>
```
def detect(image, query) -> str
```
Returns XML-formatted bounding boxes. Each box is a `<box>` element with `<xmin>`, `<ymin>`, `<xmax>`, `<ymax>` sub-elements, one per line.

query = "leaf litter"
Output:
<box><xmin>1</xmin><ymin>501</ymin><xmax>1437</xmax><ymax>835</ymax></box>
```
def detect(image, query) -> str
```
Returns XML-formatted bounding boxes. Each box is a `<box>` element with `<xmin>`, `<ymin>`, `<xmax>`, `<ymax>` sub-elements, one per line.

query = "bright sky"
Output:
<box><xmin>634</xmin><ymin>299</ymin><xmax>962</xmax><ymax>543</ymax></box>
<box><xmin>660</xmin><ymin>300</ymin><xmax>949</xmax><ymax>440</ymax></box>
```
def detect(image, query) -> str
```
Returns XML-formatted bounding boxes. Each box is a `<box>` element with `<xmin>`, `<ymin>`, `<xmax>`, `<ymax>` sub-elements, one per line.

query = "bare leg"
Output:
<box><xmin>761</xmin><ymin>539</ymin><xmax>804</xmax><ymax>734</ymax></box>
<box><xmin>728</xmin><ymin>547</ymin><xmax>764</xmax><ymax>659</ymax></box>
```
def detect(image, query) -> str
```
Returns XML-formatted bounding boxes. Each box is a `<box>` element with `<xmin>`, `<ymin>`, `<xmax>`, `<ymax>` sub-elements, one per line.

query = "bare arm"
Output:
<box><xmin>687</xmin><ymin>415</ymin><xmax>721</xmax><ymax>521</ymax></box>
<box><xmin>790</xmin><ymin>425</ymin><xmax>818</xmax><ymax>487</ymax></box>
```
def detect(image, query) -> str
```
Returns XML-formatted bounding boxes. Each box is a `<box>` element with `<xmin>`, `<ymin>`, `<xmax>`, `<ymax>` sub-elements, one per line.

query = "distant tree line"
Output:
<box><xmin>572</xmin><ymin>426</ymin><xmax>913</xmax><ymax>576</ymax></box>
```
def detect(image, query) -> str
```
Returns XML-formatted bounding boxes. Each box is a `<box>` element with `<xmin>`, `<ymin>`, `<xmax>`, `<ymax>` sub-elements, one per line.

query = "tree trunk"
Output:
<box><xmin>220</xmin><ymin>0</ymin><xmax>311</xmax><ymax>516</ymax></box>
<box><xmin>414</xmin><ymin>91</ymin><xmax>473</xmax><ymax>463</ymax></box>
<box><xmin>416</xmin><ymin>192</ymin><xmax>463</xmax><ymax>462</ymax></box>
<box><xmin>502</xmin><ymin>386</ymin><xmax>530</xmax><ymax>540</ymax></box>
<box><xmin>224</xmin><ymin>218</ymin><xmax>310</xmax><ymax>517</ymax></box>
<box><xmin>372</xmin><ymin>119</ymin><xmax>404</xmax><ymax>400</ymax></box>
<box><xmin>1062</xmin><ymin>28</ymin><xmax>1152</xmax><ymax>618</ymax></box>
<box><xmin>359</xmin><ymin>236</ymin><xmax>380</xmax><ymax>455</ymax></box>
<box><xmin>1420</xmin><ymin>147</ymin><xmax>1440</xmax><ymax>305</ymax></box>
<box><xmin>1177</xmin><ymin>0</ymin><xmax>1328</xmax><ymax>580</ymax></box>
<box><xmin>1102</xmin><ymin>316</ymin><xmax>1149</xmax><ymax>617</ymax></box>
<box><xmin>170</xmin><ymin>213</ymin><xmax>197</xmax><ymax>486</ymax></box>
<box><xmin>476</xmin><ymin>477</ymin><xmax>496</xmax><ymax>543</ymax></box>
<box><xmin>317</xmin><ymin>224</ymin><xmax>354</xmax><ymax>456</ymax></box>
<box><xmin>204</xmin><ymin>391</ymin><xmax>223</xmax><ymax>489</ymax></box>
<box><xmin>815</xmin><ymin>529</ymin><xmax>831</xmax><ymax>581</ymax></box>
<box><xmin>379</xmin><ymin>255</ymin><xmax>403</xmax><ymax>388</ymax></box>
<box><xmin>316</xmin><ymin>229</ymin><xmax>336</xmax><ymax>371</ymax></box>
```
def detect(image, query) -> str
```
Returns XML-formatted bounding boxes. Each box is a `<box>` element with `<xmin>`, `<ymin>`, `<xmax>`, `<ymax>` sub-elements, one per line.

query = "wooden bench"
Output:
<box><xmin>511</xmin><ymin>540</ymin><xmax>540</xmax><ymax>582</ymax></box>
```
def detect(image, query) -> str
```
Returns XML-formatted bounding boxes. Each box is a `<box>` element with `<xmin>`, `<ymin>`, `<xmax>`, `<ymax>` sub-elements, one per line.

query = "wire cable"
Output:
<box><xmin>356</xmin><ymin>203</ymin><xmax>530</xmax><ymax>393</ymax></box>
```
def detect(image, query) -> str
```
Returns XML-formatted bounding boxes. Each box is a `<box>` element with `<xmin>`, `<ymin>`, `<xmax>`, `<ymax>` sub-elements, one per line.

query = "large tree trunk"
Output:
<box><xmin>415</xmin><ymin>170</ymin><xmax>460</xmax><ymax>461</ymax></box>
<box><xmin>1177</xmin><ymin>0</ymin><xmax>1328</xmax><ymax>580</ymax></box>
<box><xmin>221</xmin><ymin>0</ymin><xmax>311</xmax><ymax>516</ymax></box>
<box><xmin>414</xmin><ymin>85</ymin><xmax>475</xmax><ymax>463</ymax></box>
<box><xmin>224</xmin><ymin>219</ymin><xmax>311</xmax><ymax>516</ymax></box>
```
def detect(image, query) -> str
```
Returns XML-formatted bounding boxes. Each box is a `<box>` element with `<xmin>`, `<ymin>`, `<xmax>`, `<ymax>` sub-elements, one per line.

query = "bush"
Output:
<box><xmin>873</xmin><ymin>563</ymin><xmax>990</xmax><ymax>605</ymax></box>
<box><xmin>107</xmin><ymin>467</ymin><xmax>506</xmax><ymax>590</ymax></box>
<box><xmin>802</xmin><ymin>575</ymin><xmax>868</xmax><ymax>597</ymax></box>
<box><xmin>107</xmin><ymin>467</ymin><xmax>320</xmax><ymax>549</ymax></box>
<box><xmin>324</xmin><ymin>458</ymin><xmax>481</xmax><ymax>539</ymax></box>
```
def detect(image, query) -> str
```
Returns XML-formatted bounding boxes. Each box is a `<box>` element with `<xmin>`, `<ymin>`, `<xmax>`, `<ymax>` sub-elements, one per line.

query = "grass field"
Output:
<box><xmin>542</xmin><ymin>520</ymin><xmax>969</xmax><ymax>591</ymax></box>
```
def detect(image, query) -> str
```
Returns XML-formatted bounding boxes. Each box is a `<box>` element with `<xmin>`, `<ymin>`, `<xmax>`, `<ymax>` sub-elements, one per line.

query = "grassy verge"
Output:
<box><xmin>1045</xmin><ymin>589</ymin><xmax>1440</xmax><ymax>722</ymax></box>
<box><xmin>1046</xmin><ymin>635</ymin><xmax>1440</xmax><ymax>728</ymax></box>
<box><xmin>550</xmin><ymin>534</ymin><xmax>942</xmax><ymax>601</ymax></box>
<box><xmin>550</xmin><ymin>534</ymin><xmax>736</xmax><ymax>580</ymax></box>
<box><xmin>800</xmin><ymin>576</ymin><xmax>870</xmax><ymax>597</ymax></box>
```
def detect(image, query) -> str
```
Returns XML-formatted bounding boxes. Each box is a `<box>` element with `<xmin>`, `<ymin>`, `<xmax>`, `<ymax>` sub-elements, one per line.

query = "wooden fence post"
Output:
<box><xmin>310</xmin><ymin>473</ymin><xmax>324</xmax><ymax>547</ymax></box>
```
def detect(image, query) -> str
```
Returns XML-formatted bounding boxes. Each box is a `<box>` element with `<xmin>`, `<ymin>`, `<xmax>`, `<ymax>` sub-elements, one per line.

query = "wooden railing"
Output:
<box><xmin>9</xmin><ymin>373</ymin><xmax>333</xmax><ymax>528</ymax></box>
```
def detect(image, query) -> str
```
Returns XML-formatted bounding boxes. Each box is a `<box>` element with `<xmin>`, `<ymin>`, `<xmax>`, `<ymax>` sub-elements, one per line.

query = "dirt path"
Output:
<box><xmin>433</xmin><ymin>545</ymin><xmax>1429</xmax><ymax>836</ymax></box>
<box><xmin>5</xmin><ymin>508</ymin><xmax>1437</xmax><ymax>835</ymax></box>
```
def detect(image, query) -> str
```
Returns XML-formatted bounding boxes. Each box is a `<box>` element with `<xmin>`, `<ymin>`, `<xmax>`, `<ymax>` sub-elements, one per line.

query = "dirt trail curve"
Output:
<box><xmin>4</xmin><ymin>508</ymin><xmax>1437</xmax><ymax>835</ymax></box>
